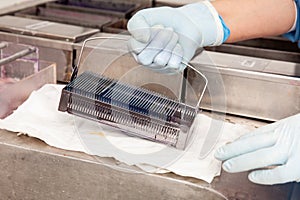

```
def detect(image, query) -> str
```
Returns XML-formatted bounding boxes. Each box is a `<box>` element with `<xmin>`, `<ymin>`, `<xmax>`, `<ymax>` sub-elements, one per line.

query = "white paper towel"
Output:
<box><xmin>0</xmin><ymin>84</ymin><xmax>254</xmax><ymax>183</ymax></box>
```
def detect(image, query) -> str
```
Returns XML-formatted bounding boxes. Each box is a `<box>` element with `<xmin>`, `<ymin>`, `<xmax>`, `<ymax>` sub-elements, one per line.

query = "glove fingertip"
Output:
<box><xmin>137</xmin><ymin>53</ymin><xmax>153</xmax><ymax>66</ymax></box>
<box><xmin>248</xmin><ymin>170</ymin><xmax>279</xmax><ymax>185</ymax></box>
<box><xmin>154</xmin><ymin>55</ymin><xmax>168</xmax><ymax>67</ymax></box>
<box><xmin>248</xmin><ymin>172</ymin><xmax>257</xmax><ymax>182</ymax></box>
<box><xmin>248</xmin><ymin>171</ymin><xmax>264</xmax><ymax>185</ymax></box>
<box><xmin>214</xmin><ymin>147</ymin><xmax>228</xmax><ymax>161</ymax></box>
<box><xmin>222</xmin><ymin>160</ymin><xmax>233</xmax><ymax>172</ymax></box>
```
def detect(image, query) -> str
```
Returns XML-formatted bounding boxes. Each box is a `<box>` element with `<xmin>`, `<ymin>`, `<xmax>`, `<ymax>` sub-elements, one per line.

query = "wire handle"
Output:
<box><xmin>72</xmin><ymin>36</ymin><xmax>208</xmax><ymax>109</ymax></box>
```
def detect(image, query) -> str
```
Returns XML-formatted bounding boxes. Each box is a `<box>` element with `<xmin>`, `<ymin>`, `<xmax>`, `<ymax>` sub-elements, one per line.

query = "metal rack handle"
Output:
<box><xmin>72</xmin><ymin>36</ymin><xmax>208</xmax><ymax>108</ymax></box>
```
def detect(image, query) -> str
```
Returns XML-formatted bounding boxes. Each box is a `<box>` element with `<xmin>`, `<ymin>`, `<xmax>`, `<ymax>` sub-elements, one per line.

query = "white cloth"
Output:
<box><xmin>0</xmin><ymin>84</ymin><xmax>253</xmax><ymax>183</ymax></box>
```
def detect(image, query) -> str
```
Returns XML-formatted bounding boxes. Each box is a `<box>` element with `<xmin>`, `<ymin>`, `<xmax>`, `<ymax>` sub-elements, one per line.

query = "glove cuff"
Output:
<box><xmin>201</xmin><ymin>1</ymin><xmax>225</xmax><ymax>45</ymax></box>
<box><xmin>178</xmin><ymin>1</ymin><xmax>230</xmax><ymax>46</ymax></box>
<box><xmin>219</xmin><ymin>16</ymin><xmax>231</xmax><ymax>42</ymax></box>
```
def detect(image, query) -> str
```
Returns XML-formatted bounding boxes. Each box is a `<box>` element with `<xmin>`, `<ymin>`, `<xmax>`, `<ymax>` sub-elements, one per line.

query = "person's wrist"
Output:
<box><xmin>177</xmin><ymin>1</ymin><xmax>230</xmax><ymax>46</ymax></box>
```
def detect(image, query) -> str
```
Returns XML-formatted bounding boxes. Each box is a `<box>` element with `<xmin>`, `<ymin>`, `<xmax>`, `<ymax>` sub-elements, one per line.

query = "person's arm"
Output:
<box><xmin>212</xmin><ymin>0</ymin><xmax>297</xmax><ymax>42</ymax></box>
<box><xmin>127</xmin><ymin>0</ymin><xmax>298</xmax><ymax>73</ymax></box>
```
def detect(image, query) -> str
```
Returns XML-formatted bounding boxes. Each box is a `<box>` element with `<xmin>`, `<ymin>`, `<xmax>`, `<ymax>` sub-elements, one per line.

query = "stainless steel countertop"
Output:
<box><xmin>0</xmin><ymin>0</ymin><xmax>55</xmax><ymax>15</ymax></box>
<box><xmin>0</xmin><ymin>112</ymin><xmax>295</xmax><ymax>200</ymax></box>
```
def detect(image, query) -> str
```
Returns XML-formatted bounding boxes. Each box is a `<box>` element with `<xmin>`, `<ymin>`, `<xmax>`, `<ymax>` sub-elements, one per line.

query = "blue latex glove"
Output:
<box><xmin>127</xmin><ymin>1</ymin><xmax>230</xmax><ymax>74</ymax></box>
<box><xmin>215</xmin><ymin>114</ymin><xmax>300</xmax><ymax>185</ymax></box>
<box><xmin>283</xmin><ymin>0</ymin><xmax>299</xmax><ymax>47</ymax></box>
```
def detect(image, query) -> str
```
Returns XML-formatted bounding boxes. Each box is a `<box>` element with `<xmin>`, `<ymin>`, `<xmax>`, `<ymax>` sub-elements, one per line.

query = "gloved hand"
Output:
<box><xmin>127</xmin><ymin>1</ymin><xmax>230</xmax><ymax>74</ymax></box>
<box><xmin>215</xmin><ymin>114</ymin><xmax>300</xmax><ymax>185</ymax></box>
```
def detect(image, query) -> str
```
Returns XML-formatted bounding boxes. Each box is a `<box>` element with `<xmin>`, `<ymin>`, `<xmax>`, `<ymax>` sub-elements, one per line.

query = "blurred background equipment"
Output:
<box><xmin>0</xmin><ymin>0</ymin><xmax>151</xmax><ymax>83</ymax></box>
<box><xmin>0</xmin><ymin>42</ymin><xmax>56</xmax><ymax>118</ymax></box>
